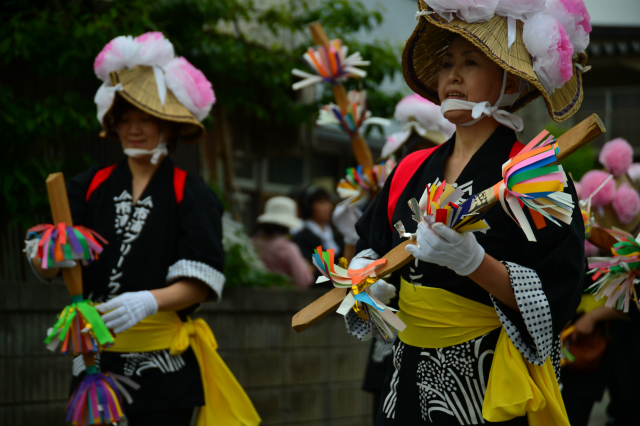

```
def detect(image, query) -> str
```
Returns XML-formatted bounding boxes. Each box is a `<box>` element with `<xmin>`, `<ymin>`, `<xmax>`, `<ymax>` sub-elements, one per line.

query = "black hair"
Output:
<box><xmin>255</xmin><ymin>222</ymin><xmax>290</xmax><ymax>238</ymax></box>
<box><xmin>299</xmin><ymin>186</ymin><xmax>331</xmax><ymax>220</ymax></box>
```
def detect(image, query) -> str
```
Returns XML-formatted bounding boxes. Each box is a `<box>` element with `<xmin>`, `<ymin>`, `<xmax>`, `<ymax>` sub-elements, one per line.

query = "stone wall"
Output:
<box><xmin>0</xmin><ymin>281</ymin><xmax>374</xmax><ymax>425</ymax></box>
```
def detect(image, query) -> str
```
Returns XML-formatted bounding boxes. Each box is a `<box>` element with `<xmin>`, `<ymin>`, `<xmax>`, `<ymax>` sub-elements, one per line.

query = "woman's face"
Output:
<box><xmin>117</xmin><ymin>107</ymin><xmax>162</xmax><ymax>153</ymax></box>
<box><xmin>311</xmin><ymin>199</ymin><xmax>333</xmax><ymax>224</ymax></box>
<box><xmin>437</xmin><ymin>36</ymin><xmax>505</xmax><ymax>124</ymax></box>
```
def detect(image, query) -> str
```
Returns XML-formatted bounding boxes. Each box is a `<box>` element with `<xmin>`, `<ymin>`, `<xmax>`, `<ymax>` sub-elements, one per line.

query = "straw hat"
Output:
<box><xmin>403</xmin><ymin>0</ymin><xmax>591</xmax><ymax>123</ymax></box>
<box><xmin>93</xmin><ymin>32</ymin><xmax>215</xmax><ymax>143</ymax></box>
<box><xmin>257</xmin><ymin>197</ymin><xmax>302</xmax><ymax>230</ymax></box>
<box><xmin>100</xmin><ymin>66</ymin><xmax>205</xmax><ymax>142</ymax></box>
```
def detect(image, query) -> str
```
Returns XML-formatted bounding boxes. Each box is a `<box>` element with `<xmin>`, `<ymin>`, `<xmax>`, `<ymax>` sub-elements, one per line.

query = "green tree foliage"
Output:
<box><xmin>1</xmin><ymin>0</ymin><xmax>401</xmax><ymax>226</ymax></box>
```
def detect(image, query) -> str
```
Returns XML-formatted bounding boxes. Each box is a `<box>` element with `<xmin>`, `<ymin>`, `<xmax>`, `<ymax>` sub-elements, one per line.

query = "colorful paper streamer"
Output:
<box><xmin>27</xmin><ymin>223</ymin><xmax>107</xmax><ymax>269</ymax></box>
<box><xmin>311</xmin><ymin>246</ymin><xmax>406</xmax><ymax>339</ymax></box>
<box><xmin>44</xmin><ymin>295</ymin><xmax>114</xmax><ymax>355</ymax></box>
<box><xmin>587</xmin><ymin>229</ymin><xmax>640</xmax><ymax>312</ymax></box>
<box><xmin>67</xmin><ymin>365</ymin><xmax>139</xmax><ymax>426</ymax></box>
<box><xmin>336</xmin><ymin>157</ymin><xmax>396</xmax><ymax>205</ymax></box>
<box><xmin>291</xmin><ymin>39</ymin><xmax>369</xmax><ymax>90</ymax></box>
<box><xmin>317</xmin><ymin>90</ymin><xmax>390</xmax><ymax>135</ymax></box>
<box><xmin>493</xmin><ymin>130</ymin><xmax>574</xmax><ymax>242</ymax></box>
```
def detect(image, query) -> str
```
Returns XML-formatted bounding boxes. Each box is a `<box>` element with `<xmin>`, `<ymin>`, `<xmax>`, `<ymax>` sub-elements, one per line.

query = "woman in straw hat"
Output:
<box><xmin>380</xmin><ymin>94</ymin><xmax>456</xmax><ymax>161</ymax></box>
<box><xmin>348</xmin><ymin>1</ymin><xmax>591</xmax><ymax>424</ymax></box>
<box><xmin>29</xmin><ymin>32</ymin><xmax>260</xmax><ymax>425</ymax></box>
<box><xmin>252</xmin><ymin>196</ymin><xmax>314</xmax><ymax>288</ymax></box>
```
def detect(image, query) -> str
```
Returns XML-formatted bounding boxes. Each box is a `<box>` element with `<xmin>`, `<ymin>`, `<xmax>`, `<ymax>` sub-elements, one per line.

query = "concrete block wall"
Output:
<box><xmin>0</xmin><ymin>282</ymin><xmax>374</xmax><ymax>425</ymax></box>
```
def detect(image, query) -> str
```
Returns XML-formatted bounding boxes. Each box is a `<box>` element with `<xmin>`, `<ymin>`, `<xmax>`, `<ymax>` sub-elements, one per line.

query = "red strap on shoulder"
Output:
<box><xmin>173</xmin><ymin>167</ymin><xmax>187</xmax><ymax>205</ymax></box>
<box><xmin>85</xmin><ymin>164</ymin><xmax>117</xmax><ymax>202</ymax></box>
<box><xmin>387</xmin><ymin>146</ymin><xmax>441</xmax><ymax>228</ymax></box>
<box><xmin>509</xmin><ymin>140</ymin><xmax>525</xmax><ymax>159</ymax></box>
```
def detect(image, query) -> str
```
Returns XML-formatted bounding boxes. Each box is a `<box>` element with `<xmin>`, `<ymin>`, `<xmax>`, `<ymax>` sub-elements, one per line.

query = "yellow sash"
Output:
<box><xmin>397</xmin><ymin>278</ymin><xmax>569</xmax><ymax>426</ymax></box>
<box><xmin>104</xmin><ymin>311</ymin><xmax>261</xmax><ymax>426</ymax></box>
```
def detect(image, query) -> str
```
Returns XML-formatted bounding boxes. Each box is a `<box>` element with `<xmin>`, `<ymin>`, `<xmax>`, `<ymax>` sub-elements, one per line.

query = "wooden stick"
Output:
<box><xmin>292</xmin><ymin>114</ymin><xmax>606</xmax><ymax>332</ymax></box>
<box><xmin>588</xmin><ymin>227</ymin><xmax>618</xmax><ymax>251</ymax></box>
<box><xmin>46</xmin><ymin>173</ymin><xmax>83</xmax><ymax>298</ymax></box>
<box><xmin>307</xmin><ymin>21</ymin><xmax>374</xmax><ymax>169</ymax></box>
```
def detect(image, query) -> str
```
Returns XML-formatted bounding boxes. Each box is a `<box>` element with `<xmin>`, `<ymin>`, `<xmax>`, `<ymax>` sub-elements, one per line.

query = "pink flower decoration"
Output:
<box><xmin>557</xmin><ymin>25</ymin><xmax>573</xmax><ymax>82</ymax></box>
<box><xmin>560</xmin><ymin>0</ymin><xmax>591</xmax><ymax>33</ymax></box>
<box><xmin>426</xmin><ymin>0</ymin><xmax>499</xmax><ymax>23</ymax></box>
<box><xmin>164</xmin><ymin>57</ymin><xmax>215</xmax><ymax>120</ymax></box>
<box><xmin>94</xmin><ymin>40</ymin><xmax>113</xmax><ymax>73</ymax></box>
<box><xmin>522</xmin><ymin>13</ymin><xmax>574</xmax><ymax>92</ymax></box>
<box><xmin>136</xmin><ymin>32</ymin><xmax>163</xmax><ymax>42</ymax></box>
<box><xmin>496</xmin><ymin>0</ymin><xmax>545</xmax><ymax>20</ymax></box>
<box><xmin>613</xmin><ymin>183</ymin><xmax>640</xmax><ymax>225</ymax></box>
<box><xmin>580</xmin><ymin>170</ymin><xmax>616</xmax><ymax>207</ymax></box>
<box><xmin>598</xmin><ymin>138</ymin><xmax>633</xmax><ymax>178</ymax></box>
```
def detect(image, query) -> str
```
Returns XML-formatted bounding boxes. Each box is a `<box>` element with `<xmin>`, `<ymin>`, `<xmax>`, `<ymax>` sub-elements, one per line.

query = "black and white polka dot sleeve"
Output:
<box><xmin>344</xmin><ymin>308</ymin><xmax>373</xmax><ymax>341</ymax></box>
<box><xmin>490</xmin><ymin>261</ymin><xmax>553</xmax><ymax>366</ymax></box>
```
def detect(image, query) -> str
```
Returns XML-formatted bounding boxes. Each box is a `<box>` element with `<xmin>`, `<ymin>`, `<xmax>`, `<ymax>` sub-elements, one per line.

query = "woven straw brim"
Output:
<box><xmin>100</xmin><ymin>65</ymin><xmax>205</xmax><ymax>143</ymax></box>
<box><xmin>403</xmin><ymin>1</ymin><xmax>588</xmax><ymax>123</ymax></box>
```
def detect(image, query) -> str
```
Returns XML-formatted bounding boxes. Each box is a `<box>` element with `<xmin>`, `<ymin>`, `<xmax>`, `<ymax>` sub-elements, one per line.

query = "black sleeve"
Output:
<box><xmin>67</xmin><ymin>167</ymin><xmax>101</xmax><ymax>226</ymax></box>
<box><xmin>354</xmin><ymin>167</ymin><xmax>397</xmax><ymax>257</ymax></box>
<box><xmin>492</xmin><ymin>179</ymin><xmax>585</xmax><ymax>363</ymax></box>
<box><xmin>165</xmin><ymin>173</ymin><xmax>225</xmax><ymax>301</ymax></box>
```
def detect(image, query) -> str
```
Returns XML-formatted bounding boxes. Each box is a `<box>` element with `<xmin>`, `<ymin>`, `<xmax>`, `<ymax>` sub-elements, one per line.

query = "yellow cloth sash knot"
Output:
<box><xmin>105</xmin><ymin>311</ymin><xmax>261</xmax><ymax>426</ymax></box>
<box><xmin>397</xmin><ymin>278</ymin><xmax>568</xmax><ymax>426</ymax></box>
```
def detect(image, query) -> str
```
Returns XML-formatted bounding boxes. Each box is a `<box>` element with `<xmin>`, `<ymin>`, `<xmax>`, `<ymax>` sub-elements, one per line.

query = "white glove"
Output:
<box><xmin>24</xmin><ymin>238</ymin><xmax>76</xmax><ymax>268</ymax></box>
<box><xmin>333</xmin><ymin>199</ymin><xmax>362</xmax><ymax>245</ymax></box>
<box><xmin>97</xmin><ymin>291</ymin><xmax>158</xmax><ymax>334</ymax></box>
<box><xmin>349</xmin><ymin>256</ymin><xmax>397</xmax><ymax>305</ymax></box>
<box><xmin>405</xmin><ymin>222</ymin><xmax>485</xmax><ymax>276</ymax></box>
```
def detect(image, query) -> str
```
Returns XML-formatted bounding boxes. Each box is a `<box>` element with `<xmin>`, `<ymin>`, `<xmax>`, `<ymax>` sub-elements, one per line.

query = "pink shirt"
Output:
<box><xmin>252</xmin><ymin>236</ymin><xmax>314</xmax><ymax>289</ymax></box>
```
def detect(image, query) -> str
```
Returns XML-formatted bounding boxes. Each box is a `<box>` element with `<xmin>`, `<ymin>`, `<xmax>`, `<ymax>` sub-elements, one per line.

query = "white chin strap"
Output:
<box><xmin>123</xmin><ymin>134</ymin><xmax>167</xmax><ymax>165</ymax></box>
<box><xmin>440</xmin><ymin>71</ymin><xmax>524</xmax><ymax>132</ymax></box>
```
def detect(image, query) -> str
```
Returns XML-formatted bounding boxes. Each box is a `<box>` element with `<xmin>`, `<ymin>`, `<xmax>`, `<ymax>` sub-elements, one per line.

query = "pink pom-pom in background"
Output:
<box><xmin>136</xmin><ymin>32</ymin><xmax>163</xmax><ymax>42</ymax></box>
<box><xmin>580</xmin><ymin>170</ymin><xmax>615</xmax><ymax>207</ymax></box>
<box><xmin>612</xmin><ymin>183</ymin><xmax>640</xmax><ymax>224</ymax></box>
<box><xmin>598</xmin><ymin>138</ymin><xmax>633</xmax><ymax>177</ymax></box>
<box><xmin>573</xmin><ymin>181</ymin><xmax>582</xmax><ymax>199</ymax></box>
<box><xmin>584</xmin><ymin>239</ymin><xmax>599</xmax><ymax>257</ymax></box>
<box><xmin>94</xmin><ymin>40</ymin><xmax>114</xmax><ymax>74</ymax></box>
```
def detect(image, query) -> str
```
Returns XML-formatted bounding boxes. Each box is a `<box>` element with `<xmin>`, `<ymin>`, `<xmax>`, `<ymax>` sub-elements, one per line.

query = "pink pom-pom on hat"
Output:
<box><xmin>598</xmin><ymin>138</ymin><xmax>633</xmax><ymax>178</ymax></box>
<box><xmin>580</xmin><ymin>170</ymin><xmax>616</xmax><ymax>207</ymax></box>
<box><xmin>164</xmin><ymin>57</ymin><xmax>215</xmax><ymax>121</ymax></box>
<box><xmin>522</xmin><ymin>13</ymin><xmax>574</xmax><ymax>93</ymax></box>
<box><xmin>613</xmin><ymin>183</ymin><xmax>640</xmax><ymax>225</ymax></box>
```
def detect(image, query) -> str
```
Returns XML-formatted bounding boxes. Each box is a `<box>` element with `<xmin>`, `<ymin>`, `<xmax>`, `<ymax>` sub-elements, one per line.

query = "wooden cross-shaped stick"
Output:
<box><xmin>292</xmin><ymin>113</ymin><xmax>606</xmax><ymax>332</ymax></box>
<box><xmin>308</xmin><ymin>22</ymin><xmax>374</xmax><ymax>170</ymax></box>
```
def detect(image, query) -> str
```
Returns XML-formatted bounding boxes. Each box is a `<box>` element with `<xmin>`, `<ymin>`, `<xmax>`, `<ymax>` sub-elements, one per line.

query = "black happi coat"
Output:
<box><xmin>67</xmin><ymin>158</ymin><xmax>224</xmax><ymax>413</ymax></box>
<box><xmin>354</xmin><ymin>126</ymin><xmax>585</xmax><ymax>425</ymax></box>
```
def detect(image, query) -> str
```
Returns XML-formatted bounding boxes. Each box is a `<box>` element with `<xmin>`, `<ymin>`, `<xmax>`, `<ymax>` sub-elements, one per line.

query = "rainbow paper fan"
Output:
<box><xmin>67</xmin><ymin>366</ymin><xmax>139</xmax><ymax>425</ymax></box>
<box><xmin>311</xmin><ymin>247</ymin><xmax>406</xmax><ymax>339</ymax></box>
<box><xmin>587</xmin><ymin>229</ymin><xmax>640</xmax><ymax>312</ymax></box>
<box><xmin>493</xmin><ymin>130</ymin><xmax>574</xmax><ymax>242</ymax></box>
<box><xmin>394</xmin><ymin>179</ymin><xmax>492</xmax><ymax>240</ymax></box>
<box><xmin>291</xmin><ymin>39</ymin><xmax>369</xmax><ymax>90</ymax></box>
<box><xmin>27</xmin><ymin>223</ymin><xmax>106</xmax><ymax>268</ymax></box>
<box><xmin>44</xmin><ymin>295</ymin><xmax>114</xmax><ymax>355</ymax></box>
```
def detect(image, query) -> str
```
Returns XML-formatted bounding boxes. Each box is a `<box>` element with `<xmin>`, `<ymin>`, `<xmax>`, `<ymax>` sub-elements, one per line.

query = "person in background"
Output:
<box><xmin>252</xmin><ymin>196</ymin><xmax>314</xmax><ymax>289</ymax></box>
<box><xmin>293</xmin><ymin>186</ymin><xmax>344</xmax><ymax>264</ymax></box>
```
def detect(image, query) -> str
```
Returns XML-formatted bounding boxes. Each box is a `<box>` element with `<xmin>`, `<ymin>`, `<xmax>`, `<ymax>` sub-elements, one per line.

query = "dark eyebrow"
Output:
<box><xmin>443</xmin><ymin>49</ymin><xmax>481</xmax><ymax>58</ymax></box>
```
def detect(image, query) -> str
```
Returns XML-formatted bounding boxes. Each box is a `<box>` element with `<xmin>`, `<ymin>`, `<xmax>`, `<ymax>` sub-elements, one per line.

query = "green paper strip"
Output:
<box><xmin>44</xmin><ymin>307</ymin><xmax>72</xmax><ymax>344</ymax></box>
<box><xmin>77</xmin><ymin>301</ymin><xmax>114</xmax><ymax>345</ymax></box>
<box><xmin>507</xmin><ymin>165</ymin><xmax>560</xmax><ymax>188</ymax></box>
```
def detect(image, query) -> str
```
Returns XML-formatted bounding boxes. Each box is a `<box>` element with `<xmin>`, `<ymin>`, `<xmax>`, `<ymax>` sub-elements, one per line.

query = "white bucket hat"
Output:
<box><xmin>257</xmin><ymin>196</ymin><xmax>301</xmax><ymax>230</ymax></box>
